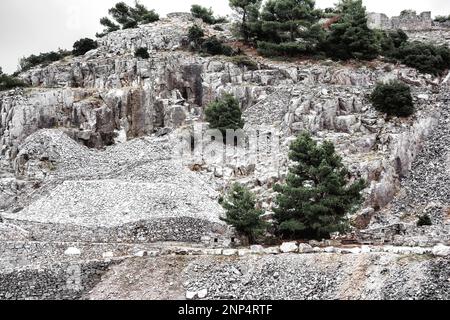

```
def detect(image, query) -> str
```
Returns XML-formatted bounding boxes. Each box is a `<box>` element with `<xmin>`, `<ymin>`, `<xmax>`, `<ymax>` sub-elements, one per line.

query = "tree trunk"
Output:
<box><xmin>243</xmin><ymin>9</ymin><xmax>248</xmax><ymax>43</ymax></box>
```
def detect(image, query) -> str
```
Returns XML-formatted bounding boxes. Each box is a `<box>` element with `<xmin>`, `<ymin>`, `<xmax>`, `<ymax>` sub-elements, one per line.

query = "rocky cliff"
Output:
<box><xmin>1</xmin><ymin>13</ymin><xmax>449</xmax><ymax>300</ymax></box>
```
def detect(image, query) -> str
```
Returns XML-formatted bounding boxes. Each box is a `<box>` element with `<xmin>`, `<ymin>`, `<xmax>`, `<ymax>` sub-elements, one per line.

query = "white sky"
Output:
<box><xmin>1</xmin><ymin>0</ymin><xmax>450</xmax><ymax>73</ymax></box>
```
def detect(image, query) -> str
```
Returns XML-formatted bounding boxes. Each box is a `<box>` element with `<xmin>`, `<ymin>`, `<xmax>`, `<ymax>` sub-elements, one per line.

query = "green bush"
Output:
<box><xmin>188</xmin><ymin>25</ymin><xmax>205</xmax><ymax>47</ymax></box>
<box><xmin>417</xmin><ymin>215</ymin><xmax>432</xmax><ymax>227</ymax></box>
<box><xmin>97</xmin><ymin>1</ymin><xmax>159</xmax><ymax>37</ymax></box>
<box><xmin>257</xmin><ymin>41</ymin><xmax>311</xmax><ymax>57</ymax></box>
<box><xmin>229</xmin><ymin>55</ymin><xmax>258</xmax><ymax>70</ymax></box>
<box><xmin>393</xmin><ymin>41</ymin><xmax>450</xmax><ymax>75</ymax></box>
<box><xmin>140</xmin><ymin>10</ymin><xmax>159</xmax><ymax>24</ymax></box>
<box><xmin>221</xmin><ymin>183</ymin><xmax>267</xmax><ymax>244</ymax></box>
<box><xmin>0</xmin><ymin>69</ymin><xmax>27</xmax><ymax>91</ymax></box>
<box><xmin>73</xmin><ymin>38</ymin><xmax>98</xmax><ymax>56</ymax></box>
<box><xmin>19</xmin><ymin>50</ymin><xmax>71</xmax><ymax>72</ymax></box>
<box><xmin>191</xmin><ymin>5</ymin><xmax>215</xmax><ymax>24</ymax></box>
<box><xmin>134</xmin><ymin>47</ymin><xmax>150</xmax><ymax>59</ymax></box>
<box><xmin>322</xmin><ymin>0</ymin><xmax>379</xmax><ymax>61</ymax></box>
<box><xmin>376</xmin><ymin>29</ymin><xmax>408</xmax><ymax>56</ymax></box>
<box><xmin>274</xmin><ymin>132</ymin><xmax>366</xmax><ymax>240</ymax></box>
<box><xmin>434</xmin><ymin>15</ymin><xmax>450</xmax><ymax>23</ymax></box>
<box><xmin>205</xmin><ymin>93</ymin><xmax>244</xmax><ymax>135</ymax></box>
<box><xmin>370</xmin><ymin>81</ymin><xmax>414</xmax><ymax>117</ymax></box>
<box><xmin>201</xmin><ymin>36</ymin><xmax>234</xmax><ymax>56</ymax></box>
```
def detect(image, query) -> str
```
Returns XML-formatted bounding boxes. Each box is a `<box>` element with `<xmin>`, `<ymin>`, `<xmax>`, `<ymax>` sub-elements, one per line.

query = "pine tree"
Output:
<box><xmin>205</xmin><ymin>94</ymin><xmax>244</xmax><ymax>136</ymax></box>
<box><xmin>260</xmin><ymin>0</ymin><xmax>318</xmax><ymax>42</ymax></box>
<box><xmin>221</xmin><ymin>183</ymin><xmax>267</xmax><ymax>244</ymax></box>
<box><xmin>229</xmin><ymin>0</ymin><xmax>262</xmax><ymax>43</ymax></box>
<box><xmin>97</xmin><ymin>1</ymin><xmax>159</xmax><ymax>37</ymax></box>
<box><xmin>274</xmin><ymin>132</ymin><xmax>366</xmax><ymax>240</ymax></box>
<box><xmin>322</xmin><ymin>0</ymin><xmax>379</xmax><ymax>60</ymax></box>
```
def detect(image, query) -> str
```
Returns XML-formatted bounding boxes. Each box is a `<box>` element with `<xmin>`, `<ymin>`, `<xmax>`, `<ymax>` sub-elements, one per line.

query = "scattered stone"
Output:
<box><xmin>432</xmin><ymin>244</ymin><xmax>450</xmax><ymax>257</ymax></box>
<box><xmin>197</xmin><ymin>289</ymin><xmax>208</xmax><ymax>299</ymax></box>
<box><xmin>298</xmin><ymin>243</ymin><xmax>314</xmax><ymax>254</ymax></box>
<box><xmin>250</xmin><ymin>245</ymin><xmax>264</xmax><ymax>254</ymax></box>
<box><xmin>222</xmin><ymin>249</ymin><xmax>238</xmax><ymax>256</ymax></box>
<box><xmin>280</xmin><ymin>242</ymin><xmax>299</xmax><ymax>253</ymax></box>
<box><xmin>64</xmin><ymin>247</ymin><xmax>81</xmax><ymax>256</ymax></box>
<box><xmin>186</xmin><ymin>291</ymin><xmax>197</xmax><ymax>300</ymax></box>
<box><xmin>102</xmin><ymin>252</ymin><xmax>114</xmax><ymax>259</ymax></box>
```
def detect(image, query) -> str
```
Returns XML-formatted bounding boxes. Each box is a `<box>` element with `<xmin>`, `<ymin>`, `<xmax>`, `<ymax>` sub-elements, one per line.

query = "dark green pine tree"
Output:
<box><xmin>260</xmin><ymin>0</ymin><xmax>319</xmax><ymax>42</ymax></box>
<box><xmin>274</xmin><ymin>132</ymin><xmax>366</xmax><ymax>240</ymax></box>
<box><xmin>323</xmin><ymin>0</ymin><xmax>379</xmax><ymax>60</ymax></box>
<box><xmin>221</xmin><ymin>183</ymin><xmax>267</xmax><ymax>244</ymax></box>
<box><xmin>205</xmin><ymin>93</ymin><xmax>245</xmax><ymax>136</ymax></box>
<box><xmin>229</xmin><ymin>0</ymin><xmax>262</xmax><ymax>43</ymax></box>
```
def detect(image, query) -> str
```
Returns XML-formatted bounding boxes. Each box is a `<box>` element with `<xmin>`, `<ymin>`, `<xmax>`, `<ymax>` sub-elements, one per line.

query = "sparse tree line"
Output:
<box><xmin>226</xmin><ymin>0</ymin><xmax>450</xmax><ymax>76</ymax></box>
<box><xmin>2</xmin><ymin>0</ymin><xmax>449</xmax><ymax>84</ymax></box>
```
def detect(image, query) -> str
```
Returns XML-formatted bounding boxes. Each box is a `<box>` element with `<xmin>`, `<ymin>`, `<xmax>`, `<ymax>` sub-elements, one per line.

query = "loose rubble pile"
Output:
<box><xmin>0</xmin><ymin>13</ymin><xmax>450</xmax><ymax>300</ymax></box>
<box><xmin>86</xmin><ymin>252</ymin><xmax>450</xmax><ymax>300</ymax></box>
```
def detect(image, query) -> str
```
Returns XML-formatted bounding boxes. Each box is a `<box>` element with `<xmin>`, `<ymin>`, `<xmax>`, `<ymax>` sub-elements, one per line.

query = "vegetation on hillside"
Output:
<box><xmin>321</xmin><ymin>0</ymin><xmax>379</xmax><ymax>60</ymax></box>
<box><xmin>97</xmin><ymin>1</ymin><xmax>159</xmax><ymax>37</ymax></box>
<box><xmin>273</xmin><ymin>132</ymin><xmax>366</xmax><ymax>240</ymax></box>
<box><xmin>221</xmin><ymin>183</ymin><xmax>268</xmax><ymax>244</ymax></box>
<box><xmin>134</xmin><ymin>47</ymin><xmax>150</xmax><ymax>59</ymax></box>
<box><xmin>0</xmin><ymin>67</ymin><xmax>27</xmax><ymax>91</ymax></box>
<box><xmin>190</xmin><ymin>4</ymin><xmax>228</xmax><ymax>24</ymax></box>
<box><xmin>434</xmin><ymin>15</ymin><xmax>450</xmax><ymax>23</ymax></box>
<box><xmin>19</xmin><ymin>50</ymin><xmax>71</xmax><ymax>72</ymax></box>
<box><xmin>370</xmin><ymin>81</ymin><xmax>415</xmax><ymax>117</ymax></box>
<box><xmin>224</xmin><ymin>0</ymin><xmax>450</xmax><ymax>75</ymax></box>
<box><xmin>417</xmin><ymin>214</ymin><xmax>432</xmax><ymax>227</ymax></box>
<box><xmin>187</xmin><ymin>25</ymin><xmax>235</xmax><ymax>56</ymax></box>
<box><xmin>205</xmin><ymin>93</ymin><xmax>245</xmax><ymax>136</ymax></box>
<box><xmin>73</xmin><ymin>38</ymin><xmax>98</xmax><ymax>56</ymax></box>
<box><xmin>390</xmin><ymin>42</ymin><xmax>450</xmax><ymax>76</ymax></box>
<box><xmin>230</xmin><ymin>0</ymin><xmax>262</xmax><ymax>43</ymax></box>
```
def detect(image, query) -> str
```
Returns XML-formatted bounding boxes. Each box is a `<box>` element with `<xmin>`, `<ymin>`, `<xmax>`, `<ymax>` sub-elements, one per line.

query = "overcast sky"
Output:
<box><xmin>1</xmin><ymin>0</ymin><xmax>450</xmax><ymax>73</ymax></box>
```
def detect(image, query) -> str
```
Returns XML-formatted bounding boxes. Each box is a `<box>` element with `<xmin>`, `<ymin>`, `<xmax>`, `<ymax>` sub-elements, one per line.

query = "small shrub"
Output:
<box><xmin>393</xmin><ymin>41</ymin><xmax>450</xmax><ymax>75</ymax></box>
<box><xmin>229</xmin><ymin>55</ymin><xmax>258</xmax><ymax>70</ymax></box>
<box><xmin>0</xmin><ymin>71</ymin><xmax>28</xmax><ymax>91</ymax></box>
<box><xmin>377</xmin><ymin>29</ymin><xmax>408</xmax><ymax>56</ymax></box>
<box><xmin>134</xmin><ymin>47</ymin><xmax>150</xmax><ymax>59</ymax></box>
<box><xmin>140</xmin><ymin>10</ymin><xmax>160</xmax><ymax>24</ymax></box>
<box><xmin>213</xmin><ymin>25</ymin><xmax>225</xmax><ymax>31</ymax></box>
<box><xmin>214</xmin><ymin>17</ymin><xmax>229</xmax><ymax>24</ymax></box>
<box><xmin>19</xmin><ymin>50</ymin><xmax>71</xmax><ymax>72</ymax></box>
<box><xmin>73</xmin><ymin>38</ymin><xmax>98</xmax><ymax>56</ymax></box>
<box><xmin>370</xmin><ymin>81</ymin><xmax>414</xmax><ymax>117</ymax></box>
<box><xmin>190</xmin><ymin>4</ymin><xmax>228</xmax><ymax>25</ymax></box>
<box><xmin>191</xmin><ymin>4</ymin><xmax>215</xmax><ymax>24</ymax></box>
<box><xmin>205</xmin><ymin>93</ymin><xmax>244</xmax><ymax>135</ymax></box>
<box><xmin>221</xmin><ymin>183</ymin><xmax>267</xmax><ymax>244</ymax></box>
<box><xmin>417</xmin><ymin>215</ymin><xmax>432</xmax><ymax>227</ymax></box>
<box><xmin>201</xmin><ymin>36</ymin><xmax>234</xmax><ymax>56</ymax></box>
<box><xmin>188</xmin><ymin>25</ymin><xmax>205</xmax><ymax>46</ymax></box>
<box><xmin>435</xmin><ymin>15</ymin><xmax>450</xmax><ymax>23</ymax></box>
